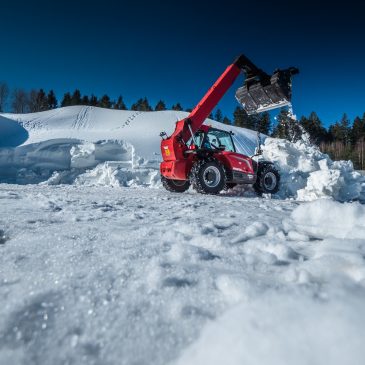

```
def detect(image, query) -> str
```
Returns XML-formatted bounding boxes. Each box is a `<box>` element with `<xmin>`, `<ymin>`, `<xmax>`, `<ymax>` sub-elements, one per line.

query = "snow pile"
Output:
<box><xmin>262</xmin><ymin>137</ymin><xmax>365</xmax><ymax>201</ymax></box>
<box><xmin>73</xmin><ymin>162</ymin><xmax>160</xmax><ymax>187</ymax></box>
<box><xmin>0</xmin><ymin>106</ymin><xmax>259</xmax><ymax>186</ymax></box>
<box><xmin>0</xmin><ymin>138</ymin><xmax>159</xmax><ymax>186</ymax></box>
<box><xmin>175</xmin><ymin>199</ymin><xmax>365</xmax><ymax>365</ymax></box>
<box><xmin>291</xmin><ymin>199</ymin><xmax>365</xmax><ymax>239</ymax></box>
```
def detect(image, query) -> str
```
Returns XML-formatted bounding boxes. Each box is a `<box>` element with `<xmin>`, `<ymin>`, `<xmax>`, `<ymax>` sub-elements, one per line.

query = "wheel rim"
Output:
<box><xmin>203</xmin><ymin>166</ymin><xmax>221</xmax><ymax>188</ymax></box>
<box><xmin>263</xmin><ymin>172</ymin><xmax>277</xmax><ymax>191</ymax></box>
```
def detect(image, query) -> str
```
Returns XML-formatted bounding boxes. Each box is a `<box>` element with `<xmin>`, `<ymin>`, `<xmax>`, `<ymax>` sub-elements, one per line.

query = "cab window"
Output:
<box><xmin>206</xmin><ymin>129</ymin><xmax>235</xmax><ymax>152</ymax></box>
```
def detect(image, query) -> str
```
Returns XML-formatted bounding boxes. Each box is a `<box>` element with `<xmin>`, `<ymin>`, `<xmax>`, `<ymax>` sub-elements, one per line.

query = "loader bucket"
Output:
<box><xmin>235</xmin><ymin>67</ymin><xmax>299</xmax><ymax>115</ymax></box>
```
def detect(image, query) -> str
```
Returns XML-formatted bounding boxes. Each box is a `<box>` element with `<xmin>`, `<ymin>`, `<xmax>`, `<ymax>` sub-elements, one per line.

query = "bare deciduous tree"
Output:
<box><xmin>28</xmin><ymin>89</ymin><xmax>38</xmax><ymax>113</ymax></box>
<box><xmin>12</xmin><ymin>89</ymin><xmax>29</xmax><ymax>114</ymax></box>
<box><xmin>0</xmin><ymin>82</ymin><xmax>9</xmax><ymax>112</ymax></box>
<box><xmin>356</xmin><ymin>137</ymin><xmax>365</xmax><ymax>170</ymax></box>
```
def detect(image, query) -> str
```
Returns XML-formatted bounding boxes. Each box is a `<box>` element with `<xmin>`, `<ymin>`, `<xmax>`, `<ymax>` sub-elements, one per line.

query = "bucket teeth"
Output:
<box><xmin>235</xmin><ymin>68</ymin><xmax>298</xmax><ymax>115</ymax></box>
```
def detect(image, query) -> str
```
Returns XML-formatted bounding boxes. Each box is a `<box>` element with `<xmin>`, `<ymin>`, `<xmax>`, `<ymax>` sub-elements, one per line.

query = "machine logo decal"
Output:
<box><xmin>163</xmin><ymin>146</ymin><xmax>170</xmax><ymax>156</ymax></box>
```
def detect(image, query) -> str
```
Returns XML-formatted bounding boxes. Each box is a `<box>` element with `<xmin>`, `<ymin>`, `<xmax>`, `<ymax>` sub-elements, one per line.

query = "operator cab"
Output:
<box><xmin>192</xmin><ymin>128</ymin><xmax>236</xmax><ymax>152</ymax></box>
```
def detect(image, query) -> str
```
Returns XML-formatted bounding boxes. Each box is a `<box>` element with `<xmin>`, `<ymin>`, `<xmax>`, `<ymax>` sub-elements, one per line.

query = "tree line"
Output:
<box><xmin>0</xmin><ymin>82</ymin><xmax>364</xmax><ymax>170</ymax></box>
<box><xmin>0</xmin><ymin>83</ymin><xmax>192</xmax><ymax>114</ymax></box>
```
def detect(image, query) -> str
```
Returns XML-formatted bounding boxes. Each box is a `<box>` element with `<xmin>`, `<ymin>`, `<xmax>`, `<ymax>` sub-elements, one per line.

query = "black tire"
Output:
<box><xmin>190</xmin><ymin>159</ymin><xmax>226</xmax><ymax>194</ymax></box>
<box><xmin>161</xmin><ymin>176</ymin><xmax>190</xmax><ymax>193</ymax></box>
<box><xmin>254</xmin><ymin>164</ymin><xmax>280</xmax><ymax>195</ymax></box>
<box><xmin>225</xmin><ymin>183</ymin><xmax>237</xmax><ymax>190</ymax></box>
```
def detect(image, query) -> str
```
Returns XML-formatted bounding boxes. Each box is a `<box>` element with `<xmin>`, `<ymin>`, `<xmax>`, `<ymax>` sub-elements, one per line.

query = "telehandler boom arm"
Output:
<box><xmin>166</xmin><ymin>54</ymin><xmax>298</xmax><ymax>145</ymax></box>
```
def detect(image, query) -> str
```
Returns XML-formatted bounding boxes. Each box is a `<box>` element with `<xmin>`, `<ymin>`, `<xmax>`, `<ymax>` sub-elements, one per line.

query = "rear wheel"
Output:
<box><xmin>254</xmin><ymin>164</ymin><xmax>280</xmax><ymax>194</ymax></box>
<box><xmin>190</xmin><ymin>160</ymin><xmax>226</xmax><ymax>194</ymax></box>
<box><xmin>161</xmin><ymin>176</ymin><xmax>190</xmax><ymax>193</ymax></box>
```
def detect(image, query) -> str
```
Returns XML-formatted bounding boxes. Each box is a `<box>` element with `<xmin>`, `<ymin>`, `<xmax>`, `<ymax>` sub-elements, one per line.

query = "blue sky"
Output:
<box><xmin>1</xmin><ymin>0</ymin><xmax>364</xmax><ymax>126</ymax></box>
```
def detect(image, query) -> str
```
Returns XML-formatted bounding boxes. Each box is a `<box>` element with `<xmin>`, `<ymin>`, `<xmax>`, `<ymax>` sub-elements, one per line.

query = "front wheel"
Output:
<box><xmin>254</xmin><ymin>164</ymin><xmax>280</xmax><ymax>194</ymax></box>
<box><xmin>161</xmin><ymin>176</ymin><xmax>190</xmax><ymax>193</ymax></box>
<box><xmin>190</xmin><ymin>160</ymin><xmax>226</xmax><ymax>194</ymax></box>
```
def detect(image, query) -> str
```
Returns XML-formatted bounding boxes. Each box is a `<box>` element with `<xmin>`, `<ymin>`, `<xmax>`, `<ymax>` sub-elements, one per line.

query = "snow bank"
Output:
<box><xmin>262</xmin><ymin>137</ymin><xmax>365</xmax><ymax>202</ymax></box>
<box><xmin>0</xmin><ymin>138</ymin><xmax>159</xmax><ymax>186</ymax></box>
<box><xmin>291</xmin><ymin>199</ymin><xmax>365</xmax><ymax>239</ymax></box>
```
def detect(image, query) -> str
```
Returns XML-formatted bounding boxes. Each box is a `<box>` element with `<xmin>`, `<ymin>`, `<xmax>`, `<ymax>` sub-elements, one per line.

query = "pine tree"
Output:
<box><xmin>98</xmin><ymin>94</ymin><xmax>112</xmax><ymax>109</ymax></box>
<box><xmin>28</xmin><ymin>90</ymin><xmax>39</xmax><ymax>112</ymax></box>
<box><xmin>172</xmin><ymin>103</ymin><xmax>183</xmax><ymax>111</ymax></box>
<box><xmin>71</xmin><ymin>89</ymin><xmax>82</xmax><ymax>105</ymax></box>
<box><xmin>272</xmin><ymin>109</ymin><xmax>301</xmax><ymax>142</ymax></box>
<box><xmin>113</xmin><ymin>96</ymin><xmax>127</xmax><ymax>110</ymax></box>
<box><xmin>36</xmin><ymin>89</ymin><xmax>48</xmax><ymax>111</ymax></box>
<box><xmin>61</xmin><ymin>92</ymin><xmax>72</xmax><ymax>107</ymax></box>
<box><xmin>351</xmin><ymin>115</ymin><xmax>365</xmax><ymax>144</ymax></box>
<box><xmin>329</xmin><ymin>122</ymin><xmax>342</xmax><ymax>141</ymax></box>
<box><xmin>233</xmin><ymin>107</ymin><xmax>255</xmax><ymax>129</ymax></box>
<box><xmin>222</xmin><ymin>116</ymin><xmax>231</xmax><ymax>125</ymax></box>
<box><xmin>155</xmin><ymin>100</ymin><xmax>166</xmax><ymax>111</ymax></box>
<box><xmin>47</xmin><ymin>90</ymin><xmax>57</xmax><ymax>109</ymax></box>
<box><xmin>299</xmin><ymin>112</ymin><xmax>328</xmax><ymax>144</ymax></box>
<box><xmin>256</xmin><ymin>112</ymin><xmax>271</xmax><ymax>134</ymax></box>
<box><xmin>131</xmin><ymin>99</ymin><xmax>140</xmax><ymax>111</ymax></box>
<box><xmin>214</xmin><ymin>109</ymin><xmax>223</xmax><ymax>123</ymax></box>
<box><xmin>81</xmin><ymin>95</ymin><xmax>90</xmax><ymax>105</ymax></box>
<box><xmin>142</xmin><ymin>97</ymin><xmax>152</xmax><ymax>111</ymax></box>
<box><xmin>131</xmin><ymin>97</ymin><xmax>152</xmax><ymax>111</ymax></box>
<box><xmin>89</xmin><ymin>95</ymin><xmax>98</xmax><ymax>106</ymax></box>
<box><xmin>339</xmin><ymin>113</ymin><xmax>351</xmax><ymax>145</ymax></box>
<box><xmin>233</xmin><ymin>106</ymin><xmax>245</xmax><ymax>127</ymax></box>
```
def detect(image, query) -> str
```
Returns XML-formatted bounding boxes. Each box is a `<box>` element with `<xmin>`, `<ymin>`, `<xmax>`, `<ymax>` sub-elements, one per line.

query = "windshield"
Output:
<box><xmin>188</xmin><ymin>129</ymin><xmax>235</xmax><ymax>152</ymax></box>
<box><xmin>204</xmin><ymin>129</ymin><xmax>235</xmax><ymax>152</ymax></box>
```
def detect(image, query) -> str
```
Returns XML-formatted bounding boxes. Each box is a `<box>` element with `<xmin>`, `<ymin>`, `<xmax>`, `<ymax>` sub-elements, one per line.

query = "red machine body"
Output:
<box><xmin>160</xmin><ymin>59</ymin><xmax>244</xmax><ymax>181</ymax></box>
<box><xmin>160</xmin><ymin>54</ymin><xmax>298</xmax><ymax>195</ymax></box>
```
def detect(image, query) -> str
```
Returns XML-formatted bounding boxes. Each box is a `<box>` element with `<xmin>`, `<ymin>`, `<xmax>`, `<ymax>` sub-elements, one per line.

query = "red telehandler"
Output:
<box><xmin>160</xmin><ymin>54</ymin><xmax>298</xmax><ymax>195</ymax></box>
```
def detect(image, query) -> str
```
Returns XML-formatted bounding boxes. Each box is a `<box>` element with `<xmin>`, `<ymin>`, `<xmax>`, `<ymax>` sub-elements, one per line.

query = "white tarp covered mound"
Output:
<box><xmin>262</xmin><ymin>136</ymin><xmax>365</xmax><ymax>202</ymax></box>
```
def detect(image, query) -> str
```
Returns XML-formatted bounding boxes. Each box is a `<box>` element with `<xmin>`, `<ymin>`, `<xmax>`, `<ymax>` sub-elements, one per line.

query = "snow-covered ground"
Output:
<box><xmin>1</xmin><ymin>186</ymin><xmax>365</xmax><ymax>365</ymax></box>
<box><xmin>1</xmin><ymin>107</ymin><xmax>365</xmax><ymax>365</ymax></box>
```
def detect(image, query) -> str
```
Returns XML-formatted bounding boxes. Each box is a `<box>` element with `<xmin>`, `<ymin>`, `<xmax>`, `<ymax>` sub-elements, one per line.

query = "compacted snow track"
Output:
<box><xmin>0</xmin><ymin>185</ymin><xmax>365</xmax><ymax>365</ymax></box>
